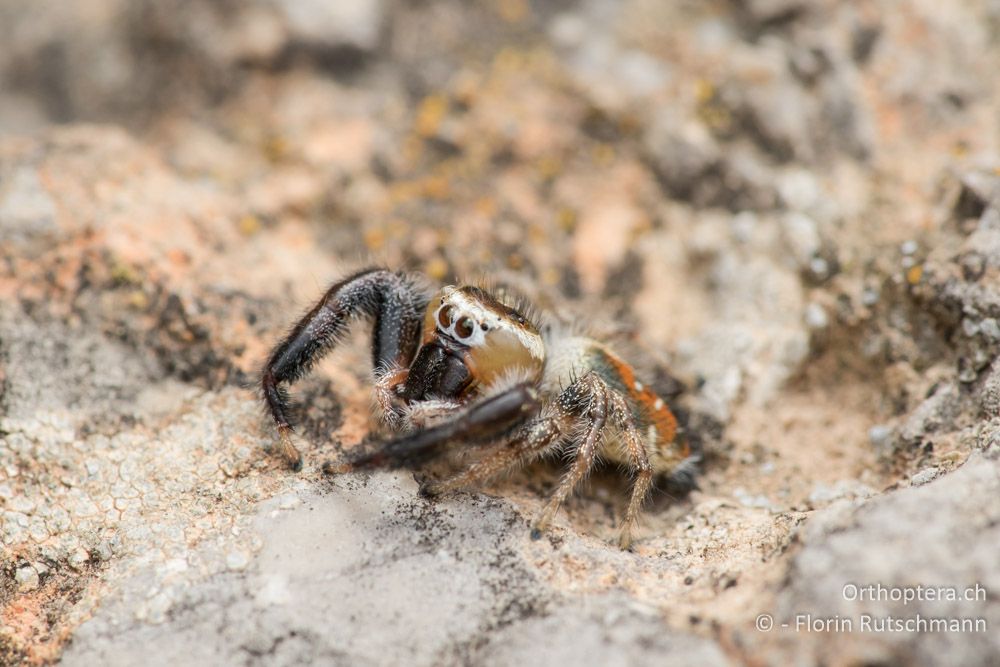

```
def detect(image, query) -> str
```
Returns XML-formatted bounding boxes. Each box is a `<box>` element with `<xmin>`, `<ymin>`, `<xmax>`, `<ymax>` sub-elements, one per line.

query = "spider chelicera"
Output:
<box><xmin>261</xmin><ymin>267</ymin><xmax>698</xmax><ymax>549</ymax></box>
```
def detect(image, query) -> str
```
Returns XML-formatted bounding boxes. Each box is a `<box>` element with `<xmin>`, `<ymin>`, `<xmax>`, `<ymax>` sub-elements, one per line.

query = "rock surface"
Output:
<box><xmin>60</xmin><ymin>475</ymin><xmax>733</xmax><ymax>667</ymax></box>
<box><xmin>769</xmin><ymin>453</ymin><xmax>1000</xmax><ymax>667</ymax></box>
<box><xmin>2</xmin><ymin>1</ymin><xmax>1000</xmax><ymax>665</ymax></box>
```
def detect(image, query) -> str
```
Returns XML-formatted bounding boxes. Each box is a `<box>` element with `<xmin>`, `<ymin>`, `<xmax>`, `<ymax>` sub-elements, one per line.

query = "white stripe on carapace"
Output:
<box><xmin>438</xmin><ymin>287</ymin><xmax>545</xmax><ymax>360</ymax></box>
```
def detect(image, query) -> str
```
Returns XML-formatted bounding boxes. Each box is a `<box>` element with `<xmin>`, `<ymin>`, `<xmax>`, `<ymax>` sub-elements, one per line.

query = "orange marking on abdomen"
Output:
<box><xmin>603</xmin><ymin>353</ymin><xmax>679</xmax><ymax>449</ymax></box>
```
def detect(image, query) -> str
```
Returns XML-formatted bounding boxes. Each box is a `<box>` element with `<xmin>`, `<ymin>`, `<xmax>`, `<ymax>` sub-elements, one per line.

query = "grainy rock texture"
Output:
<box><xmin>770</xmin><ymin>453</ymin><xmax>1000</xmax><ymax>666</ymax></box>
<box><xmin>2</xmin><ymin>1</ymin><xmax>1000</xmax><ymax>665</ymax></box>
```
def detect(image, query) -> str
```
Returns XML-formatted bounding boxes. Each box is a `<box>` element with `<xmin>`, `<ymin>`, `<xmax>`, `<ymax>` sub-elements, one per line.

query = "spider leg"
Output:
<box><xmin>421</xmin><ymin>372</ymin><xmax>619</xmax><ymax>541</ymax></box>
<box><xmin>532</xmin><ymin>373</ymin><xmax>608</xmax><ymax>538</ymax></box>
<box><xmin>324</xmin><ymin>381</ymin><xmax>541</xmax><ymax>473</ymax></box>
<box><xmin>261</xmin><ymin>268</ymin><xmax>429</xmax><ymax>470</ymax></box>
<box><xmin>608</xmin><ymin>392</ymin><xmax>653</xmax><ymax>550</ymax></box>
<box><xmin>420</xmin><ymin>410</ymin><xmax>573</xmax><ymax>496</ymax></box>
<box><xmin>401</xmin><ymin>398</ymin><xmax>464</xmax><ymax>430</ymax></box>
<box><xmin>373</xmin><ymin>365</ymin><xmax>410</xmax><ymax>431</ymax></box>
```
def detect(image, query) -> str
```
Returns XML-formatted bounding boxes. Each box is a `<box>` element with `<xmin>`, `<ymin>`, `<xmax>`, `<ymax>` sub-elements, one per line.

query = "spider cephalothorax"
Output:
<box><xmin>261</xmin><ymin>268</ymin><xmax>698</xmax><ymax>549</ymax></box>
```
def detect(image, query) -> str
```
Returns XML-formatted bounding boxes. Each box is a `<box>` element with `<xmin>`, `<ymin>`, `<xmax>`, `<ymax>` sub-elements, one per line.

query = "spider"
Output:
<box><xmin>261</xmin><ymin>267</ymin><xmax>698</xmax><ymax>549</ymax></box>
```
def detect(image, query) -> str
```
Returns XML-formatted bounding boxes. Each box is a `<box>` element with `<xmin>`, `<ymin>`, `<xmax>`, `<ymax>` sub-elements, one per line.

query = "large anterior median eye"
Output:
<box><xmin>455</xmin><ymin>316</ymin><xmax>475</xmax><ymax>339</ymax></box>
<box><xmin>437</xmin><ymin>305</ymin><xmax>454</xmax><ymax>328</ymax></box>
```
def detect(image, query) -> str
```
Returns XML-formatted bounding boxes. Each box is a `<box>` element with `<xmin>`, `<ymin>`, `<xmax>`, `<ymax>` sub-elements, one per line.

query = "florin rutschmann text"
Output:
<box><xmin>754</xmin><ymin>583</ymin><xmax>989</xmax><ymax>634</ymax></box>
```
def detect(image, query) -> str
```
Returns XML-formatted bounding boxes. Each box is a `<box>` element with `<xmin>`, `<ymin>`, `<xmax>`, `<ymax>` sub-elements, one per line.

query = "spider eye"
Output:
<box><xmin>455</xmin><ymin>316</ymin><xmax>475</xmax><ymax>339</ymax></box>
<box><xmin>437</xmin><ymin>305</ymin><xmax>454</xmax><ymax>328</ymax></box>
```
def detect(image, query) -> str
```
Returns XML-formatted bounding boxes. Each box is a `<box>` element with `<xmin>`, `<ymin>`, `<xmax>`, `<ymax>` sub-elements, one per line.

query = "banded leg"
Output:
<box><xmin>420</xmin><ymin>373</ymin><xmax>617</xmax><ymax>542</ymax></box>
<box><xmin>261</xmin><ymin>268</ymin><xmax>430</xmax><ymax>470</ymax></box>
<box><xmin>608</xmin><ymin>392</ymin><xmax>653</xmax><ymax>550</ymax></box>
<box><xmin>532</xmin><ymin>374</ymin><xmax>609</xmax><ymax>537</ymax></box>
<box><xmin>420</xmin><ymin>411</ymin><xmax>573</xmax><ymax>496</ymax></box>
<box><xmin>324</xmin><ymin>381</ymin><xmax>542</xmax><ymax>473</ymax></box>
<box><xmin>401</xmin><ymin>399</ymin><xmax>464</xmax><ymax>430</ymax></box>
<box><xmin>373</xmin><ymin>365</ymin><xmax>410</xmax><ymax>430</ymax></box>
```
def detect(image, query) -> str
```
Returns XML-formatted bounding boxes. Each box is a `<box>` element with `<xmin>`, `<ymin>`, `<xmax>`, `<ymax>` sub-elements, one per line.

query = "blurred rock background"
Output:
<box><xmin>2</xmin><ymin>0</ymin><xmax>1000</xmax><ymax>665</ymax></box>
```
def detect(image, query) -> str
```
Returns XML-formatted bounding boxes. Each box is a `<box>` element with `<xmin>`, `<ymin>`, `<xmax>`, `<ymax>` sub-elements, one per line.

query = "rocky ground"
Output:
<box><xmin>2</xmin><ymin>1</ymin><xmax>1000</xmax><ymax>665</ymax></box>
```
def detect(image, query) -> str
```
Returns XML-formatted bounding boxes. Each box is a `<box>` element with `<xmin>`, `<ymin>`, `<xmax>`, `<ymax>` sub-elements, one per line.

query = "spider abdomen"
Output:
<box><xmin>542</xmin><ymin>335</ymin><xmax>689</xmax><ymax>475</ymax></box>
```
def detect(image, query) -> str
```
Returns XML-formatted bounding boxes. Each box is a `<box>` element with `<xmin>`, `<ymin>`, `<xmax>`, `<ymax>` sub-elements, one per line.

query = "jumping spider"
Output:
<box><xmin>261</xmin><ymin>268</ymin><xmax>698</xmax><ymax>549</ymax></box>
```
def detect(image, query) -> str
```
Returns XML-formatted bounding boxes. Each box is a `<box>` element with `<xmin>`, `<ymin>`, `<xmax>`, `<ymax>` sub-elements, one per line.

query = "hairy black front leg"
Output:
<box><xmin>324</xmin><ymin>382</ymin><xmax>542</xmax><ymax>473</ymax></box>
<box><xmin>261</xmin><ymin>268</ymin><xmax>429</xmax><ymax>470</ymax></box>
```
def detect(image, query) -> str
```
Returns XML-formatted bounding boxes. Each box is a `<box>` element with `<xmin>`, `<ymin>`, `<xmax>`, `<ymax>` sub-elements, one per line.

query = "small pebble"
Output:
<box><xmin>868</xmin><ymin>424</ymin><xmax>893</xmax><ymax>449</ymax></box>
<box><xmin>15</xmin><ymin>565</ymin><xmax>39</xmax><ymax>590</ymax></box>
<box><xmin>782</xmin><ymin>212</ymin><xmax>820</xmax><ymax>265</ymax></box>
<box><xmin>961</xmin><ymin>251</ymin><xmax>986</xmax><ymax>281</ymax></box>
<box><xmin>805</xmin><ymin>302</ymin><xmax>828</xmax><ymax>330</ymax></box>
<box><xmin>68</xmin><ymin>548</ymin><xmax>91</xmax><ymax>570</ymax></box>
<box><xmin>94</xmin><ymin>542</ymin><xmax>114</xmax><ymax>562</ymax></box>
<box><xmin>959</xmin><ymin>363</ymin><xmax>979</xmax><ymax>384</ymax></box>
<box><xmin>910</xmin><ymin>467</ymin><xmax>941</xmax><ymax>486</ymax></box>
<box><xmin>962</xmin><ymin>318</ymin><xmax>980</xmax><ymax>337</ymax></box>
<box><xmin>980</xmin><ymin>318</ymin><xmax>1000</xmax><ymax>340</ymax></box>
<box><xmin>226</xmin><ymin>551</ymin><xmax>250</xmax><ymax>571</ymax></box>
<box><xmin>809</xmin><ymin>257</ymin><xmax>829</xmax><ymax>279</ymax></box>
<box><xmin>778</xmin><ymin>169</ymin><xmax>821</xmax><ymax>211</ymax></box>
<box><xmin>145</xmin><ymin>592</ymin><xmax>173</xmax><ymax>625</ymax></box>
